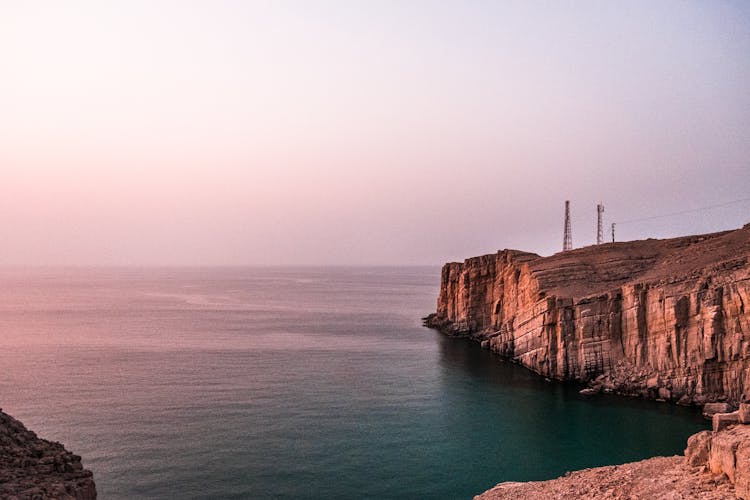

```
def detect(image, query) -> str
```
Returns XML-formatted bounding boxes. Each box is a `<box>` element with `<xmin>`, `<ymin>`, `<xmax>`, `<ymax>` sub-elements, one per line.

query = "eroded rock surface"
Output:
<box><xmin>426</xmin><ymin>224</ymin><xmax>750</xmax><ymax>405</ymax></box>
<box><xmin>0</xmin><ymin>409</ymin><xmax>96</xmax><ymax>500</ymax></box>
<box><xmin>700</xmin><ymin>424</ymin><xmax>750</xmax><ymax>497</ymax></box>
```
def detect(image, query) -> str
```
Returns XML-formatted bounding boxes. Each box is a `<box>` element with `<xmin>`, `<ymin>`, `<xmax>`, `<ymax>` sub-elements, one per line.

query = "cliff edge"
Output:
<box><xmin>425</xmin><ymin>224</ymin><xmax>750</xmax><ymax>405</ymax></box>
<box><xmin>0</xmin><ymin>409</ymin><xmax>96</xmax><ymax>499</ymax></box>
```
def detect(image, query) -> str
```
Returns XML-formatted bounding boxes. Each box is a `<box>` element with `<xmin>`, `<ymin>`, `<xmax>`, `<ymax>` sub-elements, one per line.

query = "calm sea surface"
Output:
<box><xmin>0</xmin><ymin>267</ymin><xmax>707</xmax><ymax>499</ymax></box>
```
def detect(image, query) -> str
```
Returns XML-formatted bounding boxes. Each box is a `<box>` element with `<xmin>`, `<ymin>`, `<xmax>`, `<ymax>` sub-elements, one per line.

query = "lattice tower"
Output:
<box><xmin>563</xmin><ymin>201</ymin><xmax>572</xmax><ymax>251</ymax></box>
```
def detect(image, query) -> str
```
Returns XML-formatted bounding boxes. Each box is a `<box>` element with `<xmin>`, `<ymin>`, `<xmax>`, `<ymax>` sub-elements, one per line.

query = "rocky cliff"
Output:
<box><xmin>0</xmin><ymin>409</ymin><xmax>96</xmax><ymax>499</ymax></box>
<box><xmin>425</xmin><ymin>224</ymin><xmax>750</xmax><ymax>405</ymax></box>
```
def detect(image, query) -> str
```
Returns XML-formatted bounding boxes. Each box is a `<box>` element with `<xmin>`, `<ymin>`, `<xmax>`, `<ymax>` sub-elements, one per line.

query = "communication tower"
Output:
<box><xmin>563</xmin><ymin>201</ymin><xmax>572</xmax><ymax>251</ymax></box>
<box><xmin>596</xmin><ymin>203</ymin><xmax>604</xmax><ymax>245</ymax></box>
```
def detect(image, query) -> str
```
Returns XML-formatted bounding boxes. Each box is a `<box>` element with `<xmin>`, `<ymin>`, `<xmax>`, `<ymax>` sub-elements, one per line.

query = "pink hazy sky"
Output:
<box><xmin>2</xmin><ymin>1</ymin><xmax>749</xmax><ymax>266</ymax></box>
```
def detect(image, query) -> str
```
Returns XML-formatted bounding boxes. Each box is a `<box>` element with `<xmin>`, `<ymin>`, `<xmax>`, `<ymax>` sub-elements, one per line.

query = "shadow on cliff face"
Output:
<box><xmin>435</xmin><ymin>330</ymin><xmax>568</xmax><ymax>393</ymax></box>
<box><xmin>433</xmin><ymin>326</ymin><xmax>713</xmax><ymax>418</ymax></box>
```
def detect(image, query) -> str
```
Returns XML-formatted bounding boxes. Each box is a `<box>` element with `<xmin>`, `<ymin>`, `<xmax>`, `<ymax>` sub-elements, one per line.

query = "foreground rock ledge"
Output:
<box><xmin>476</xmin><ymin>423</ymin><xmax>750</xmax><ymax>500</ymax></box>
<box><xmin>0</xmin><ymin>409</ymin><xmax>96</xmax><ymax>500</ymax></box>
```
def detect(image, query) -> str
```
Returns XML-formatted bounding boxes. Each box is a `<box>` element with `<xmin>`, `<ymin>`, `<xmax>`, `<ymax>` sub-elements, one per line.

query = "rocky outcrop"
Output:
<box><xmin>425</xmin><ymin>224</ymin><xmax>750</xmax><ymax>405</ymax></box>
<box><xmin>0</xmin><ymin>409</ymin><xmax>96</xmax><ymax>499</ymax></box>
<box><xmin>477</xmin><ymin>421</ymin><xmax>750</xmax><ymax>500</ymax></box>
<box><xmin>688</xmin><ymin>423</ymin><xmax>750</xmax><ymax>497</ymax></box>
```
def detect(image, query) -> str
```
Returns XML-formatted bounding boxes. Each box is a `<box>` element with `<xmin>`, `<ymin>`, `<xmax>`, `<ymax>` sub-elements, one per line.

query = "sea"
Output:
<box><xmin>0</xmin><ymin>267</ymin><xmax>708</xmax><ymax>499</ymax></box>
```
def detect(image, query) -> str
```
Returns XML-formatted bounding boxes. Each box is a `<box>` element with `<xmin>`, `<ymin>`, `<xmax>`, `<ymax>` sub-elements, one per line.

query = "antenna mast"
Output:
<box><xmin>563</xmin><ymin>201</ymin><xmax>572</xmax><ymax>251</ymax></box>
<box><xmin>596</xmin><ymin>203</ymin><xmax>604</xmax><ymax>245</ymax></box>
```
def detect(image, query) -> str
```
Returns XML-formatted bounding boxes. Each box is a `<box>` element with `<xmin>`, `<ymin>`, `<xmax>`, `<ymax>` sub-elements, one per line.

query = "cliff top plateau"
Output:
<box><xmin>452</xmin><ymin>223</ymin><xmax>750</xmax><ymax>301</ymax></box>
<box><xmin>0</xmin><ymin>409</ymin><xmax>96</xmax><ymax>500</ymax></box>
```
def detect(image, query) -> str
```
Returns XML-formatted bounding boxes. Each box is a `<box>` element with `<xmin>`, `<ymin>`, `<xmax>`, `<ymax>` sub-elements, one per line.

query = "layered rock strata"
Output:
<box><xmin>477</xmin><ymin>421</ymin><xmax>750</xmax><ymax>500</ymax></box>
<box><xmin>0</xmin><ymin>409</ymin><xmax>96</xmax><ymax>499</ymax></box>
<box><xmin>425</xmin><ymin>224</ymin><xmax>750</xmax><ymax>405</ymax></box>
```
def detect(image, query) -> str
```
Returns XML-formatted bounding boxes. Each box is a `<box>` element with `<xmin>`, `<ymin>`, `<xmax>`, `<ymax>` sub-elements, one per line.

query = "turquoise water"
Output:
<box><xmin>0</xmin><ymin>267</ymin><xmax>707</xmax><ymax>499</ymax></box>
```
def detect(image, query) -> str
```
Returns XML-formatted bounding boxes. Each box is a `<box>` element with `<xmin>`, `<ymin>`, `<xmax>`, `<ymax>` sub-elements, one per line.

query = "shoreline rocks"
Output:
<box><xmin>0</xmin><ymin>409</ymin><xmax>96</xmax><ymax>499</ymax></box>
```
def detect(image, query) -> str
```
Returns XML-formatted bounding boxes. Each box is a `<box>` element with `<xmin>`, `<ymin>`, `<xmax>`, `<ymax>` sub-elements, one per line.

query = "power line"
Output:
<box><xmin>615</xmin><ymin>196</ymin><xmax>750</xmax><ymax>226</ymax></box>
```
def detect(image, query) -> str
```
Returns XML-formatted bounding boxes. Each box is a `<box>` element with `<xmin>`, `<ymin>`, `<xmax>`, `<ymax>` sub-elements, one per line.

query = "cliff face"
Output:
<box><xmin>0</xmin><ymin>409</ymin><xmax>96</xmax><ymax>499</ymax></box>
<box><xmin>426</xmin><ymin>224</ymin><xmax>750</xmax><ymax>405</ymax></box>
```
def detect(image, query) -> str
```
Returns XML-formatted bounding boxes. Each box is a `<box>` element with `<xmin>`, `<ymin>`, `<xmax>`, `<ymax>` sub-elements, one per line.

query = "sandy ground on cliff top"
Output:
<box><xmin>475</xmin><ymin>456</ymin><xmax>735</xmax><ymax>500</ymax></box>
<box><xmin>526</xmin><ymin>224</ymin><xmax>750</xmax><ymax>298</ymax></box>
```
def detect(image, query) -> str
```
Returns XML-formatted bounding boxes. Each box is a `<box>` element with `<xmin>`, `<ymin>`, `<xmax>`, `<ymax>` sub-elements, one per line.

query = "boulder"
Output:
<box><xmin>739</xmin><ymin>403</ymin><xmax>750</xmax><ymax>424</ymax></box>
<box><xmin>676</xmin><ymin>394</ymin><xmax>692</xmax><ymax>406</ymax></box>
<box><xmin>684</xmin><ymin>430</ymin><xmax>711</xmax><ymax>466</ymax></box>
<box><xmin>712</xmin><ymin>411</ymin><xmax>740</xmax><ymax>432</ymax></box>
<box><xmin>708</xmin><ymin>425</ymin><xmax>749</xmax><ymax>483</ymax></box>
<box><xmin>657</xmin><ymin>387</ymin><xmax>671</xmax><ymax>401</ymax></box>
<box><xmin>703</xmin><ymin>402</ymin><xmax>733</xmax><ymax>419</ymax></box>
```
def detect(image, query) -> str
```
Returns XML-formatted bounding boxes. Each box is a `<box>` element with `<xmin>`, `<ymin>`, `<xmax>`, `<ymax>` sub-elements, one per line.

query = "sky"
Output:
<box><xmin>1</xmin><ymin>1</ymin><xmax>749</xmax><ymax>266</ymax></box>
